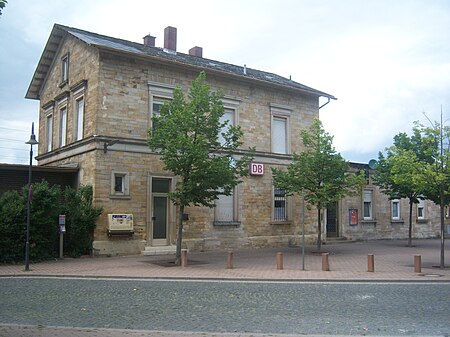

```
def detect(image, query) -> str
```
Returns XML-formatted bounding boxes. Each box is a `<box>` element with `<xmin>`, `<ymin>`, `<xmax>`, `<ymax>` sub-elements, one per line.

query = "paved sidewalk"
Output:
<box><xmin>1</xmin><ymin>239</ymin><xmax>449</xmax><ymax>281</ymax></box>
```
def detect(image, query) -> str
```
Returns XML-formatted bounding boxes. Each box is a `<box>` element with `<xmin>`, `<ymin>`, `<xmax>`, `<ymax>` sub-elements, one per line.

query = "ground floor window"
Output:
<box><xmin>274</xmin><ymin>188</ymin><xmax>288</xmax><ymax>221</ymax></box>
<box><xmin>110</xmin><ymin>171</ymin><xmax>130</xmax><ymax>198</ymax></box>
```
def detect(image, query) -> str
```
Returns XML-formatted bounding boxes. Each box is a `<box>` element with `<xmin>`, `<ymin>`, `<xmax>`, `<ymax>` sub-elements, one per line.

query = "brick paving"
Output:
<box><xmin>1</xmin><ymin>239</ymin><xmax>449</xmax><ymax>281</ymax></box>
<box><xmin>1</xmin><ymin>239</ymin><xmax>449</xmax><ymax>337</ymax></box>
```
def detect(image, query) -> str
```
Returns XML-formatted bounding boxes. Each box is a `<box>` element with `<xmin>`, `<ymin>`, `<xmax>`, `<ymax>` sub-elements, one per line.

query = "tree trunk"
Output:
<box><xmin>408</xmin><ymin>199</ymin><xmax>413</xmax><ymax>247</ymax></box>
<box><xmin>317</xmin><ymin>207</ymin><xmax>322</xmax><ymax>252</ymax></box>
<box><xmin>175</xmin><ymin>205</ymin><xmax>185</xmax><ymax>266</ymax></box>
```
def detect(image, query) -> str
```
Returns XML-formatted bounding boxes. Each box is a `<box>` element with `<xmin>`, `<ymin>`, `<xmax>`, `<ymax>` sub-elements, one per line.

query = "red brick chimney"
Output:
<box><xmin>143</xmin><ymin>34</ymin><xmax>156</xmax><ymax>47</ymax></box>
<box><xmin>164</xmin><ymin>26</ymin><xmax>177</xmax><ymax>51</ymax></box>
<box><xmin>189</xmin><ymin>46</ymin><xmax>203</xmax><ymax>58</ymax></box>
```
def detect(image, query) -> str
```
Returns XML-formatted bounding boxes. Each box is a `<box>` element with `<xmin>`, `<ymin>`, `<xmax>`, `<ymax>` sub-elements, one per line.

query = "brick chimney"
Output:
<box><xmin>143</xmin><ymin>34</ymin><xmax>156</xmax><ymax>47</ymax></box>
<box><xmin>164</xmin><ymin>26</ymin><xmax>177</xmax><ymax>51</ymax></box>
<box><xmin>189</xmin><ymin>46</ymin><xmax>203</xmax><ymax>58</ymax></box>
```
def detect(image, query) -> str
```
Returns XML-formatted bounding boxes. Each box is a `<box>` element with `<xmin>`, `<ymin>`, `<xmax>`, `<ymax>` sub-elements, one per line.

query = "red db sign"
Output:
<box><xmin>250</xmin><ymin>162</ymin><xmax>264</xmax><ymax>176</ymax></box>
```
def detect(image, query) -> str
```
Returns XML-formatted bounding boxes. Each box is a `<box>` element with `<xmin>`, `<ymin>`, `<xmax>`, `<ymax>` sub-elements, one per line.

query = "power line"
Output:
<box><xmin>0</xmin><ymin>127</ymin><xmax>28</xmax><ymax>133</ymax></box>
<box><xmin>0</xmin><ymin>138</ymin><xmax>27</xmax><ymax>143</ymax></box>
<box><xmin>0</xmin><ymin>146</ymin><xmax>28</xmax><ymax>152</ymax></box>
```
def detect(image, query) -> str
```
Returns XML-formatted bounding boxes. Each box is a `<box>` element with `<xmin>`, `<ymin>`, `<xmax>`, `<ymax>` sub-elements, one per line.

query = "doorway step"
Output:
<box><xmin>324</xmin><ymin>237</ymin><xmax>350</xmax><ymax>245</ymax></box>
<box><xmin>143</xmin><ymin>246</ymin><xmax>177</xmax><ymax>256</ymax></box>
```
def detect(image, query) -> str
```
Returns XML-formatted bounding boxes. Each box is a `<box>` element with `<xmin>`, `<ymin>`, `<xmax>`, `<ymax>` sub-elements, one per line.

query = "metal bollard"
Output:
<box><xmin>414</xmin><ymin>255</ymin><xmax>422</xmax><ymax>273</ymax></box>
<box><xmin>276</xmin><ymin>252</ymin><xmax>283</xmax><ymax>270</ymax></box>
<box><xmin>227</xmin><ymin>250</ymin><xmax>234</xmax><ymax>269</ymax></box>
<box><xmin>322</xmin><ymin>253</ymin><xmax>330</xmax><ymax>271</ymax></box>
<box><xmin>181</xmin><ymin>249</ymin><xmax>188</xmax><ymax>267</ymax></box>
<box><xmin>368</xmin><ymin>254</ymin><xmax>375</xmax><ymax>272</ymax></box>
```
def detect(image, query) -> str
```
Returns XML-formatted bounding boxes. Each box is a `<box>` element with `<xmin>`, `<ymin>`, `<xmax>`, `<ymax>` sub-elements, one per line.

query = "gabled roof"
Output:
<box><xmin>26</xmin><ymin>24</ymin><xmax>337</xmax><ymax>101</ymax></box>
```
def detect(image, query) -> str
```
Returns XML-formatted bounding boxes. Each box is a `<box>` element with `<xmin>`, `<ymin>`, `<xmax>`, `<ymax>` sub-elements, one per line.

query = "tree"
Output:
<box><xmin>0</xmin><ymin>0</ymin><xmax>7</xmax><ymax>16</ymax></box>
<box><xmin>374</xmin><ymin>130</ymin><xmax>430</xmax><ymax>247</ymax></box>
<box><xmin>147</xmin><ymin>71</ymin><xmax>253</xmax><ymax>265</ymax></box>
<box><xmin>415</xmin><ymin>118</ymin><xmax>450</xmax><ymax>269</ymax></box>
<box><xmin>272</xmin><ymin>118</ymin><xmax>365</xmax><ymax>252</ymax></box>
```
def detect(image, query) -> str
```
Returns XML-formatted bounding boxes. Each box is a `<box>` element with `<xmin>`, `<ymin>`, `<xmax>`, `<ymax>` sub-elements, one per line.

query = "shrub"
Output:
<box><xmin>0</xmin><ymin>181</ymin><xmax>102</xmax><ymax>263</ymax></box>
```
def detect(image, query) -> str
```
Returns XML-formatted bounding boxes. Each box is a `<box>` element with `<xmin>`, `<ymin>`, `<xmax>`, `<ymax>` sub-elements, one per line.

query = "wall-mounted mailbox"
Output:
<box><xmin>108</xmin><ymin>214</ymin><xmax>134</xmax><ymax>236</ymax></box>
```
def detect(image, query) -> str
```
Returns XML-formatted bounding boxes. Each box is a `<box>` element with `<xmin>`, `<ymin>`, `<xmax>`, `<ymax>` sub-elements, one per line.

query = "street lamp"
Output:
<box><xmin>25</xmin><ymin>122</ymin><xmax>38</xmax><ymax>271</ymax></box>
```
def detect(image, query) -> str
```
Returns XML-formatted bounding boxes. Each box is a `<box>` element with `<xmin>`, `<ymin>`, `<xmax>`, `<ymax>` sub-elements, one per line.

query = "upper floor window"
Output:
<box><xmin>391</xmin><ymin>199</ymin><xmax>400</xmax><ymax>220</ymax></box>
<box><xmin>151</xmin><ymin>97</ymin><xmax>170</xmax><ymax>130</ymax></box>
<box><xmin>218</xmin><ymin>109</ymin><xmax>234</xmax><ymax>146</ymax></box>
<box><xmin>46</xmin><ymin>113</ymin><xmax>53</xmax><ymax>152</ymax></box>
<box><xmin>59</xmin><ymin>105</ymin><xmax>67</xmax><ymax>147</ymax></box>
<box><xmin>61</xmin><ymin>54</ymin><xmax>69</xmax><ymax>84</ymax></box>
<box><xmin>363</xmin><ymin>189</ymin><xmax>373</xmax><ymax>220</ymax></box>
<box><xmin>148</xmin><ymin>81</ymin><xmax>175</xmax><ymax>131</ymax></box>
<box><xmin>270</xmin><ymin>104</ymin><xmax>291</xmax><ymax>154</ymax></box>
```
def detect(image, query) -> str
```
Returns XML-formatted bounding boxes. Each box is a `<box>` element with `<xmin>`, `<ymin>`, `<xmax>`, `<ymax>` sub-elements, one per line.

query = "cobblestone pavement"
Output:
<box><xmin>1</xmin><ymin>278</ymin><xmax>449</xmax><ymax>336</ymax></box>
<box><xmin>1</xmin><ymin>239</ymin><xmax>449</xmax><ymax>337</ymax></box>
<box><xmin>1</xmin><ymin>239</ymin><xmax>449</xmax><ymax>281</ymax></box>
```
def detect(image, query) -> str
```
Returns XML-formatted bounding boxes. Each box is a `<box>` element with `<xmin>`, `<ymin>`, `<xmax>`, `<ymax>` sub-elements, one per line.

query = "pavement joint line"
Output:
<box><xmin>1</xmin><ymin>274</ymin><xmax>449</xmax><ymax>284</ymax></box>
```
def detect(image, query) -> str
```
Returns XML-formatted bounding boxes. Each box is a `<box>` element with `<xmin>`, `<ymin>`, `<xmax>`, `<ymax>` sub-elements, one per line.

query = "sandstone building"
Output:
<box><xmin>26</xmin><ymin>24</ymin><xmax>443</xmax><ymax>255</ymax></box>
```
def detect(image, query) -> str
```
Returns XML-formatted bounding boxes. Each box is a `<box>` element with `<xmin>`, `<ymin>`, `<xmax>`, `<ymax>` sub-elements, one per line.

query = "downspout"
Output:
<box><xmin>319</xmin><ymin>97</ymin><xmax>331</xmax><ymax>109</ymax></box>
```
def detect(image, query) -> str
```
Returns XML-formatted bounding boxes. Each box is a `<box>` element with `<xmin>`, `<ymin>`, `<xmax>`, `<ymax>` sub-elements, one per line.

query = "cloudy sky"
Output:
<box><xmin>1</xmin><ymin>0</ymin><xmax>449</xmax><ymax>165</ymax></box>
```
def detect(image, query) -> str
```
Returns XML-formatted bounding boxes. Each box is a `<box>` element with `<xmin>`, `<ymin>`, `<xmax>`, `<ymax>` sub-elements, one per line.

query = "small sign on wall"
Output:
<box><xmin>349</xmin><ymin>208</ymin><xmax>358</xmax><ymax>226</ymax></box>
<box><xmin>250</xmin><ymin>162</ymin><xmax>264</xmax><ymax>176</ymax></box>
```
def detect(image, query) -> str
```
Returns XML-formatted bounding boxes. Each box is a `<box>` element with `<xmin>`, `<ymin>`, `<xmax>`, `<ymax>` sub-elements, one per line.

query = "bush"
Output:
<box><xmin>62</xmin><ymin>185</ymin><xmax>102</xmax><ymax>257</ymax></box>
<box><xmin>0</xmin><ymin>190</ymin><xmax>26</xmax><ymax>262</ymax></box>
<box><xmin>0</xmin><ymin>181</ymin><xmax>102</xmax><ymax>263</ymax></box>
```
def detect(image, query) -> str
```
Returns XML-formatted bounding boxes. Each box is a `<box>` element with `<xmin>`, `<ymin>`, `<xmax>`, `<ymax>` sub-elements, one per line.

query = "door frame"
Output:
<box><xmin>326</xmin><ymin>201</ymin><xmax>339</xmax><ymax>238</ymax></box>
<box><xmin>147</xmin><ymin>175</ymin><xmax>174</xmax><ymax>246</ymax></box>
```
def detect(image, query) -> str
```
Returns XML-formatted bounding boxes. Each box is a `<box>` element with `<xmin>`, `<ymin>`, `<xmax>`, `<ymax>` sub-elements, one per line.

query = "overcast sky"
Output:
<box><xmin>1</xmin><ymin>0</ymin><xmax>449</xmax><ymax>165</ymax></box>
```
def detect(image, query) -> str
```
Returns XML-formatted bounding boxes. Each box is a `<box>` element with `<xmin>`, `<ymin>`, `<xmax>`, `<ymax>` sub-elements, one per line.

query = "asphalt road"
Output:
<box><xmin>0</xmin><ymin>277</ymin><xmax>449</xmax><ymax>336</ymax></box>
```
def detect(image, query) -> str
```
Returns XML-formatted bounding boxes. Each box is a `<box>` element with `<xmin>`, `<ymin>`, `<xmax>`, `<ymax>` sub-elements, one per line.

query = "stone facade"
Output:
<box><xmin>27</xmin><ymin>25</ymin><xmax>445</xmax><ymax>256</ymax></box>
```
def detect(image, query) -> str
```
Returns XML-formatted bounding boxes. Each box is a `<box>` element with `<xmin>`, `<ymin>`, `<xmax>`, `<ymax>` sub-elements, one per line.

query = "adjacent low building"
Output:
<box><xmin>25</xmin><ymin>24</ymin><xmax>445</xmax><ymax>256</ymax></box>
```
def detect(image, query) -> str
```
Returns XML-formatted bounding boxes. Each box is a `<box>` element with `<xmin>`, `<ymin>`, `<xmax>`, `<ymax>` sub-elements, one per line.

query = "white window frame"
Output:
<box><xmin>363</xmin><ymin>189</ymin><xmax>373</xmax><ymax>220</ymax></box>
<box><xmin>61</xmin><ymin>53</ymin><xmax>69</xmax><ymax>84</ymax></box>
<box><xmin>417</xmin><ymin>199</ymin><xmax>425</xmax><ymax>219</ymax></box>
<box><xmin>45</xmin><ymin>111</ymin><xmax>53</xmax><ymax>152</ymax></box>
<box><xmin>214</xmin><ymin>187</ymin><xmax>239</xmax><ymax>225</ymax></box>
<box><xmin>273</xmin><ymin>187</ymin><xmax>289</xmax><ymax>222</ymax></box>
<box><xmin>73</xmin><ymin>89</ymin><xmax>85</xmax><ymax>141</ymax></box>
<box><xmin>218</xmin><ymin>98</ymin><xmax>240</xmax><ymax>146</ymax></box>
<box><xmin>391</xmin><ymin>199</ymin><xmax>400</xmax><ymax>220</ymax></box>
<box><xmin>270</xmin><ymin>104</ymin><xmax>291</xmax><ymax>154</ymax></box>
<box><xmin>110</xmin><ymin>171</ymin><xmax>130</xmax><ymax>198</ymax></box>
<box><xmin>57</xmin><ymin>97</ymin><xmax>68</xmax><ymax>148</ymax></box>
<box><xmin>148</xmin><ymin>81</ymin><xmax>175</xmax><ymax>130</ymax></box>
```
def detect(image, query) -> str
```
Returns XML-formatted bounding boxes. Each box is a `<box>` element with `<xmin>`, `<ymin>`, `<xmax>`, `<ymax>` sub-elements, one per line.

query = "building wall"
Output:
<box><xmin>35</xmin><ymin>35</ymin><xmax>445</xmax><ymax>256</ymax></box>
<box><xmin>334</xmin><ymin>171</ymin><xmax>441</xmax><ymax>241</ymax></box>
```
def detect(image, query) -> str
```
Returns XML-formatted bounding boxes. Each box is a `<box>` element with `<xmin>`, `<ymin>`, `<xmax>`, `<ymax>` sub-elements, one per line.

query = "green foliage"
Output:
<box><xmin>148</xmin><ymin>71</ymin><xmax>253</xmax><ymax>208</ymax></box>
<box><xmin>273</xmin><ymin>118</ymin><xmax>364</xmax><ymax>208</ymax></box>
<box><xmin>0</xmin><ymin>181</ymin><xmax>102</xmax><ymax>263</ymax></box>
<box><xmin>26</xmin><ymin>181</ymin><xmax>61</xmax><ymax>260</ymax></box>
<box><xmin>0</xmin><ymin>190</ymin><xmax>25</xmax><ymax>262</ymax></box>
<box><xmin>0</xmin><ymin>0</ymin><xmax>7</xmax><ymax>16</ymax></box>
<box><xmin>148</xmin><ymin>71</ymin><xmax>253</xmax><ymax>262</ymax></box>
<box><xmin>61</xmin><ymin>185</ymin><xmax>103</xmax><ymax>257</ymax></box>
<box><xmin>272</xmin><ymin>118</ymin><xmax>364</xmax><ymax>250</ymax></box>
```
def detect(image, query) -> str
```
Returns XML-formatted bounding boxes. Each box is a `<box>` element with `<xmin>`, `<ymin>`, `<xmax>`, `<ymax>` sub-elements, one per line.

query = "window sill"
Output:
<box><xmin>270</xmin><ymin>221</ymin><xmax>292</xmax><ymax>225</ymax></box>
<box><xmin>214</xmin><ymin>221</ymin><xmax>241</xmax><ymax>227</ymax></box>
<box><xmin>361</xmin><ymin>220</ymin><xmax>377</xmax><ymax>226</ymax></box>
<box><xmin>391</xmin><ymin>219</ymin><xmax>404</xmax><ymax>224</ymax></box>
<box><xmin>109</xmin><ymin>194</ymin><xmax>131</xmax><ymax>200</ymax></box>
<box><xmin>59</xmin><ymin>81</ymin><xmax>68</xmax><ymax>88</ymax></box>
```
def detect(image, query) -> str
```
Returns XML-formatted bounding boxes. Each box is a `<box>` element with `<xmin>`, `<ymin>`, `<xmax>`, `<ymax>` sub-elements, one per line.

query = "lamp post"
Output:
<box><xmin>25</xmin><ymin>122</ymin><xmax>38</xmax><ymax>271</ymax></box>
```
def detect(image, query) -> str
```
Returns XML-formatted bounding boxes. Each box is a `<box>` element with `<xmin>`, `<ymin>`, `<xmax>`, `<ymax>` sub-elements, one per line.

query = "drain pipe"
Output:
<box><xmin>319</xmin><ymin>97</ymin><xmax>331</xmax><ymax>109</ymax></box>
